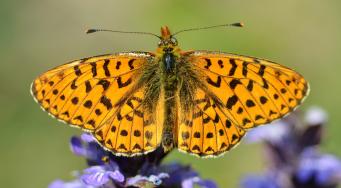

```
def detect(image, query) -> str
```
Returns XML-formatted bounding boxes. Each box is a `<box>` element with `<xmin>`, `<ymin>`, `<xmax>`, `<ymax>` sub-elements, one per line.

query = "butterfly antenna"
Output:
<box><xmin>172</xmin><ymin>22</ymin><xmax>244</xmax><ymax>36</ymax></box>
<box><xmin>86</xmin><ymin>28</ymin><xmax>161</xmax><ymax>39</ymax></box>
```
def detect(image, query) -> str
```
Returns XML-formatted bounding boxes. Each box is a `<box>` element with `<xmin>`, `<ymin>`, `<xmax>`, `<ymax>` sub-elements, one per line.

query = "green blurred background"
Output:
<box><xmin>1</xmin><ymin>0</ymin><xmax>341</xmax><ymax>187</ymax></box>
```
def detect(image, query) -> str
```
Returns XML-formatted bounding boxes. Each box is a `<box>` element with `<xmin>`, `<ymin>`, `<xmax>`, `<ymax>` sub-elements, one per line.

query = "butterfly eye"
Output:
<box><xmin>158</xmin><ymin>41</ymin><xmax>163</xmax><ymax>46</ymax></box>
<box><xmin>170</xmin><ymin>37</ymin><xmax>178</xmax><ymax>46</ymax></box>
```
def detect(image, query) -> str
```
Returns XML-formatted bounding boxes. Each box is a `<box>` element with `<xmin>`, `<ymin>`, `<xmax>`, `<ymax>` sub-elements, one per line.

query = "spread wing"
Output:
<box><xmin>31</xmin><ymin>52</ymin><xmax>163</xmax><ymax>156</ymax></box>
<box><xmin>177</xmin><ymin>51</ymin><xmax>309</xmax><ymax>157</ymax></box>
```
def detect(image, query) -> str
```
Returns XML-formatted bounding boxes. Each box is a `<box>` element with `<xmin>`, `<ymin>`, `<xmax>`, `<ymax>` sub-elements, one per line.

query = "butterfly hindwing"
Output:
<box><xmin>93</xmin><ymin>88</ymin><xmax>164</xmax><ymax>156</ymax></box>
<box><xmin>177</xmin><ymin>88</ymin><xmax>245</xmax><ymax>157</ymax></box>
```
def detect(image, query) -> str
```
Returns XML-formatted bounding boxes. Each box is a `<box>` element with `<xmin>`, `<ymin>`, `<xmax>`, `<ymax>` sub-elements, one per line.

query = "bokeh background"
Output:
<box><xmin>1</xmin><ymin>0</ymin><xmax>341</xmax><ymax>187</ymax></box>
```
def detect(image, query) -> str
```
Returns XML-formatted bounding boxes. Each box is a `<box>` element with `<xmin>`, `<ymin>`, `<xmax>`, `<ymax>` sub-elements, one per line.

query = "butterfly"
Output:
<box><xmin>31</xmin><ymin>23</ymin><xmax>309</xmax><ymax>158</ymax></box>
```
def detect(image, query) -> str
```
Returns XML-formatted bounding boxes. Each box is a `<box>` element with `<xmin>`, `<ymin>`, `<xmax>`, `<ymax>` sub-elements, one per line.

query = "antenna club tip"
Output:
<box><xmin>86</xmin><ymin>29</ymin><xmax>97</xmax><ymax>34</ymax></box>
<box><xmin>231</xmin><ymin>22</ymin><xmax>244</xmax><ymax>27</ymax></box>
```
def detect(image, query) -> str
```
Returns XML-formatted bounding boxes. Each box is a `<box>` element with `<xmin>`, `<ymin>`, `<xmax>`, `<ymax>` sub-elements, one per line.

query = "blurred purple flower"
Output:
<box><xmin>81</xmin><ymin>166</ymin><xmax>124</xmax><ymax>186</ymax></box>
<box><xmin>241</xmin><ymin>107</ymin><xmax>341</xmax><ymax>188</ymax></box>
<box><xmin>241</xmin><ymin>174</ymin><xmax>280</xmax><ymax>188</ymax></box>
<box><xmin>50</xmin><ymin>133</ymin><xmax>216</xmax><ymax>188</ymax></box>
<box><xmin>160</xmin><ymin>163</ymin><xmax>217</xmax><ymax>188</ymax></box>
<box><xmin>294</xmin><ymin>148</ymin><xmax>341</xmax><ymax>187</ymax></box>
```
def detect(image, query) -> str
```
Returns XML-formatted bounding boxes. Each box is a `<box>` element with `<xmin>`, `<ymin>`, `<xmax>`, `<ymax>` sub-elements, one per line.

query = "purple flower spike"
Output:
<box><xmin>125</xmin><ymin>173</ymin><xmax>169</xmax><ymax>187</ymax></box>
<box><xmin>81</xmin><ymin>166</ymin><xmax>124</xmax><ymax>186</ymax></box>
<box><xmin>241</xmin><ymin>107</ymin><xmax>341</xmax><ymax>188</ymax></box>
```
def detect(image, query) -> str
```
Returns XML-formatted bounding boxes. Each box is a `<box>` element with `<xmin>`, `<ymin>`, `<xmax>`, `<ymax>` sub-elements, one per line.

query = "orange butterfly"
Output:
<box><xmin>31</xmin><ymin>23</ymin><xmax>309</xmax><ymax>157</ymax></box>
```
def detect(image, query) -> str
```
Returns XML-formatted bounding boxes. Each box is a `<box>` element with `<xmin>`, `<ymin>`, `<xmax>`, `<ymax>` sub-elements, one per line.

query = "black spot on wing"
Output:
<box><xmin>218</xmin><ymin>59</ymin><xmax>224</xmax><ymax>68</ymax></box>
<box><xmin>74</xmin><ymin>65</ymin><xmax>82</xmax><ymax>76</ymax></box>
<box><xmin>246</xmin><ymin>99</ymin><xmax>256</xmax><ymax>107</ymax></box>
<box><xmin>134</xmin><ymin>130</ymin><xmax>141</xmax><ymax>137</ymax></box>
<box><xmin>100</xmin><ymin>96</ymin><xmax>113</xmax><ymax>110</ymax></box>
<box><xmin>71</xmin><ymin>97</ymin><xmax>79</xmax><ymax>105</ymax></box>
<box><xmin>83</xmin><ymin>100</ymin><xmax>92</xmax><ymax>108</ymax></box>
<box><xmin>97</xmin><ymin>79</ymin><xmax>110</xmax><ymax>91</ymax></box>
<box><xmin>242</xmin><ymin>61</ymin><xmax>248</xmax><ymax>77</ymax></box>
<box><xmin>229</xmin><ymin>59</ymin><xmax>237</xmax><ymax>76</ymax></box>
<box><xmin>262</xmin><ymin>78</ymin><xmax>269</xmax><ymax>89</ymax></box>
<box><xmin>229</xmin><ymin>79</ymin><xmax>242</xmax><ymax>90</ymax></box>
<box><xmin>204</xmin><ymin>58</ymin><xmax>212</xmax><ymax>69</ymax></box>
<box><xmin>206</xmin><ymin>76</ymin><xmax>221</xmax><ymax>88</ymax></box>
<box><xmin>226</xmin><ymin>95</ymin><xmax>238</xmax><ymax>109</ymax></box>
<box><xmin>247</xmin><ymin>80</ymin><xmax>254</xmax><ymax>91</ymax></box>
<box><xmin>90</xmin><ymin>62</ymin><xmax>97</xmax><ymax>77</ymax></box>
<box><xmin>258</xmin><ymin>64</ymin><xmax>266</xmax><ymax>76</ymax></box>
<box><xmin>85</xmin><ymin>81</ymin><xmax>92</xmax><ymax>93</ymax></box>
<box><xmin>103</xmin><ymin>59</ymin><xmax>111</xmax><ymax>77</ymax></box>
<box><xmin>71</xmin><ymin>79</ymin><xmax>77</xmax><ymax>90</ymax></box>
<box><xmin>116</xmin><ymin>61</ymin><xmax>121</xmax><ymax>70</ymax></box>
<box><xmin>117</xmin><ymin>77</ymin><xmax>132</xmax><ymax>88</ymax></box>
<box><xmin>128</xmin><ymin>59</ymin><xmax>135</xmax><ymax>70</ymax></box>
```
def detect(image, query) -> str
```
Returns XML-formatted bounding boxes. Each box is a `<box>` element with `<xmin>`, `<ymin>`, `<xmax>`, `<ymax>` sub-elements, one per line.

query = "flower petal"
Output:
<box><xmin>305</xmin><ymin>106</ymin><xmax>328</xmax><ymax>126</ymax></box>
<box><xmin>70</xmin><ymin>136</ymin><xmax>85</xmax><ymax>156</ymax></box>
<box><xmin>108</xmin><ymin>170</ymin><xmax>125</xmax><ymax>183</ymax></box>
<box><xmin>81</xmin><ymin>133</ymin><xmax>96</xmax><ymax>143</ymax></box>
<box><xmin>81</xmin><ymin>166</ymin><xmax>110</xmax><ymax>186</ymax></box>
<box><xmin>126</xmin><ymin>173</ymin><xmax>169</xmax><ymax>187</ymax></box>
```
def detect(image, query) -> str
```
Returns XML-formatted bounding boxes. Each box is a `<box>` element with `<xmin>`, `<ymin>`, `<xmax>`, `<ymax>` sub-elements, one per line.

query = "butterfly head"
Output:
<box><xmin>158</xmin><ymin>26</ymin><xmax>178</xmax><ymax>52</ymax></box>
<box><xmin>157</xmin><ymin>26</ymin><xmax>180</xmax><ymax>55</ymax></box>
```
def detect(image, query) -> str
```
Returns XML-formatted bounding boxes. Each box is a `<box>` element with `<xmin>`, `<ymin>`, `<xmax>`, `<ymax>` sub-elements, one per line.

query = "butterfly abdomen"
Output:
<box><xmin>160</xmin><ymin>52</ymin><xmax>179</xmax><ymax>151</ymax></box>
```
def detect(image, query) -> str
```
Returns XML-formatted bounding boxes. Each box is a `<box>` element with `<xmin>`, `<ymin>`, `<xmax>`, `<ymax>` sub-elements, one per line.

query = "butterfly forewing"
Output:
<box><xmin>31</xmin><ymin>52</ymin><xmax>164</xmax><ymax>156</ymax></box>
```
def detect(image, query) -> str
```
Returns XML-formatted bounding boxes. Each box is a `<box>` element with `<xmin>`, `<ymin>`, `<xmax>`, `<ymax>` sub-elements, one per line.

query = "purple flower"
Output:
<box><xmin>241</xmin><ymin>107</ymin><xmax>341</xmax><ymax>188</ymax></box>
<box><xmin>295</xmin><ymin>148</ymin><xmax>341</xmax><ymax>186</ymax></box>
<box><xmin>50</xmin><ymin>133</ymin><xmax>217</xmax><ymax>188</ymax></box>
<box><xmin>241</xmin><ymin>174</ymin><xmax>280</xmax><ymax>188</ymax></box>
<box><xmin>160</xmin><ymin>163</ymin><xmax>217</xmax><ymax>188</ymax></box>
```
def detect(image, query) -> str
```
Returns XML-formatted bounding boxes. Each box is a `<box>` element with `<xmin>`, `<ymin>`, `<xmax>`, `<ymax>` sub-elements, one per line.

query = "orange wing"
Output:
<box><xmin>177</xmin><ymin>51</ymin><xmax>309</xmax><ymax>157</ymax></box>
<box><xmin>31</xmin><ymin>52</ymin><xmax>163</xmax><ymax>156</ymax></box>
<box><xmin>177</xmin><ymin>88</ymin><xmax>246</xmax><ymax>157</ymax></box>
